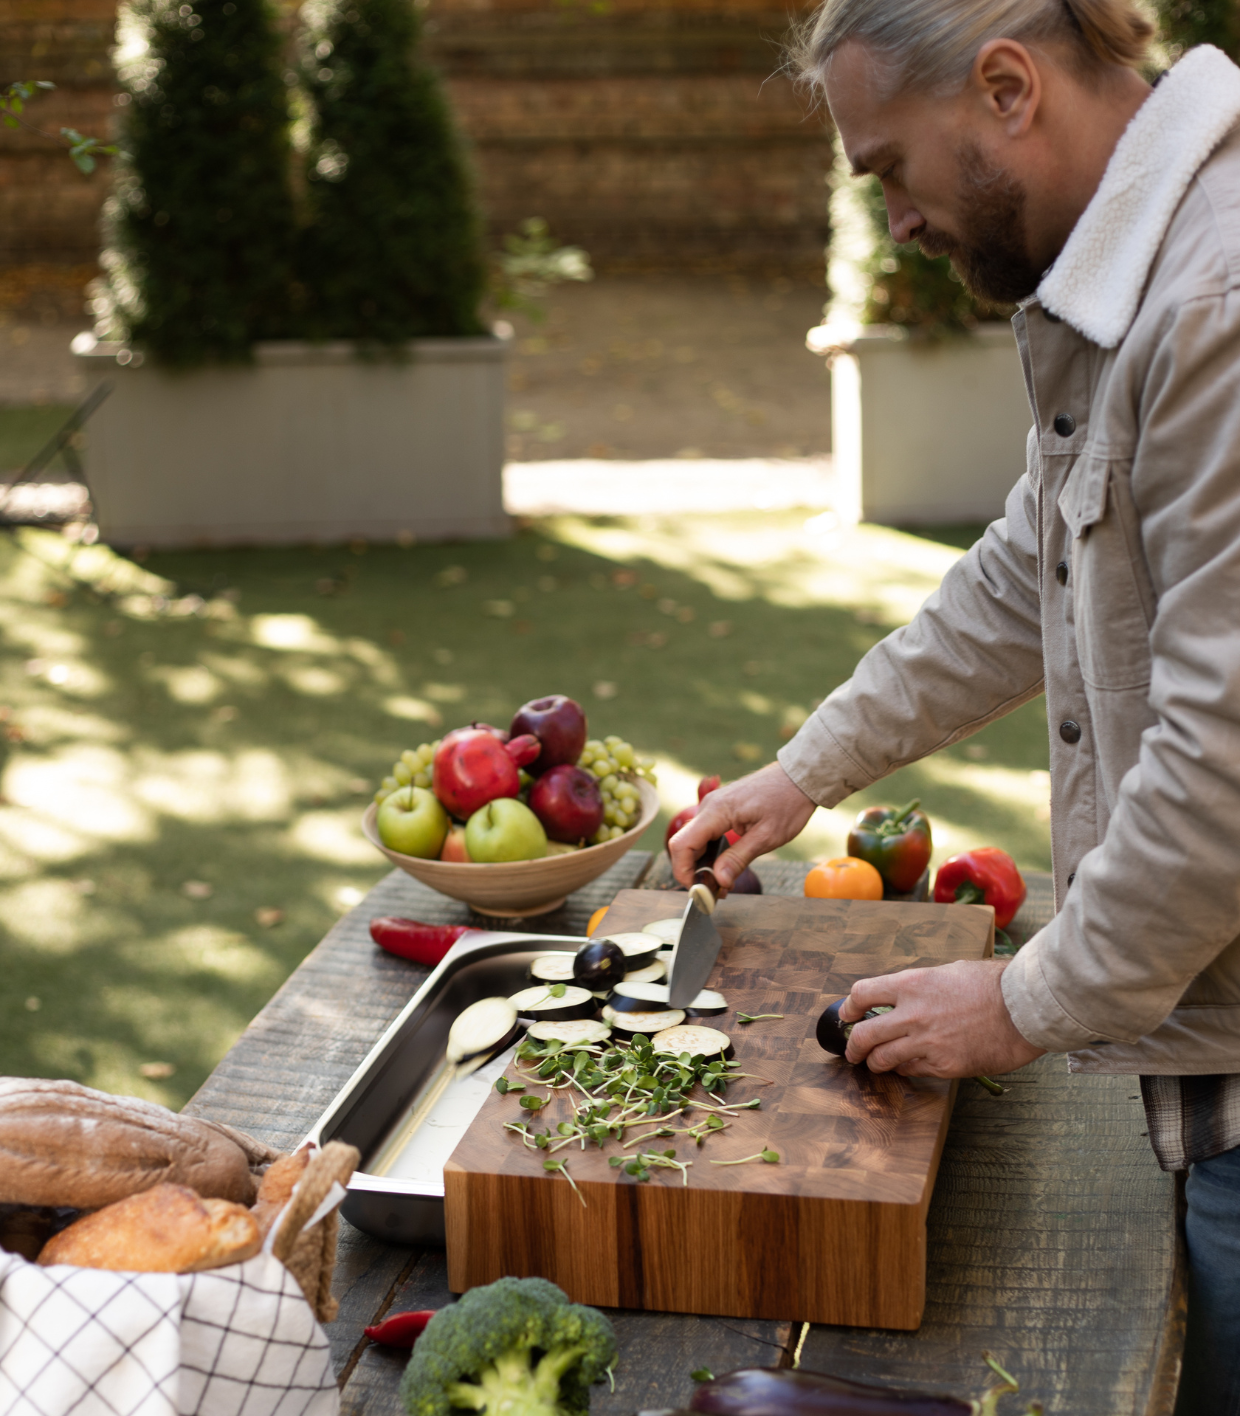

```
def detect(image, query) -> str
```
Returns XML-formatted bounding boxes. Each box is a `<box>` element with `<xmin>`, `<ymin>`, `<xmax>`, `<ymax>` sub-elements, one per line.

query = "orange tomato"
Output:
<box><xmin>804</xmin><ymin>856</ymin><xmax>884</xmax><ymax>901</ymax></box>
<box><xmin>586</xmin><ymin>905</ymin><xmax>609</xmax><ymax>936</ymax></box>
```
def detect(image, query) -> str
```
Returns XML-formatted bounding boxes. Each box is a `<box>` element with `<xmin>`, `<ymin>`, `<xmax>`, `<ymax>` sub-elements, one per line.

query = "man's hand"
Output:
<box><xmin>668</xmin><ymin>762</ymin><xmax>816</xmax><ymax>889</ymax></box>
<box><xmin>840</xmin><ymin>959</ymin><xmax>1045</xmax><ymax>1078</ymax></box>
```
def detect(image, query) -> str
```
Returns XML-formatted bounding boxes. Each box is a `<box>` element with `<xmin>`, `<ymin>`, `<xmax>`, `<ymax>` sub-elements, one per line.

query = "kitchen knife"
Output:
<box><xmin>667</xmin><ymin>835</ymin><xmax>727</xmax><ymax>1008</ymax></box>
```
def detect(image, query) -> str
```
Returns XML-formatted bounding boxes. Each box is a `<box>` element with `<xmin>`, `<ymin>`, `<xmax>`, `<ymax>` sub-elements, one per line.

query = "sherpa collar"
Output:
<box><xmin>1037</xmin><ymin>45</ymin><xmax>1240</xmax><ymax>348</ymax></box>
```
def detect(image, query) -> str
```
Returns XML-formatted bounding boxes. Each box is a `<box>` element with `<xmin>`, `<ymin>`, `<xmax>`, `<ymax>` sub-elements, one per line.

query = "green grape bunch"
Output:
<box><xmin>578</xmin><ymin>735</ymin><xmax>657</xmax><ymax>845</ymax></box>
<box><xmin>374</xmin><ymin>739</ymin><xmax>439</xmax><ymax>803</ymax></box>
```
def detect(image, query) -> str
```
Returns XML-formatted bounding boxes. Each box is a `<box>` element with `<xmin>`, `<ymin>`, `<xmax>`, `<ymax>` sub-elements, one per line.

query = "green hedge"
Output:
<box><xmin>101</xmin><ymin>0</ymin><xmax>485</xmax><ymax>363</ymax></box>
<box><xmin>103</xmin><ymin>0</ymin><xmax>297</xmax><ymax>364</ymax></box>
<box><xmin>296</xmin><ymin>0</ymin><xmax>485</xmax><ymax>342</ymax></box>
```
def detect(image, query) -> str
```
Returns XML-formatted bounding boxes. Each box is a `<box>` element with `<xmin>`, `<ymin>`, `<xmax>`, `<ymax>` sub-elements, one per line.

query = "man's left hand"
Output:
<box><xmin>839</xmin><ymin>959</ymin><xmax>1046</xmax><ymax>1078</ymax></box>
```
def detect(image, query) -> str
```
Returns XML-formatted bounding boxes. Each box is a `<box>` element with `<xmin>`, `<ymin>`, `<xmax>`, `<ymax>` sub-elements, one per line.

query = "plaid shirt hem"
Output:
<box><xmin>1140</xmin><ymin>1073</ymin><xmax>1240</xmax><ymax>1170</ymax></box>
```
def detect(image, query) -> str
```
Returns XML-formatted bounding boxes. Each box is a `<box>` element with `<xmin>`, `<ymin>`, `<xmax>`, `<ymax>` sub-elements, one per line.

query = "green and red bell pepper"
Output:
<box><xmin>847</xmin><ymin>799</ymin><xmax>933</xmax><ymax>895</ymax></box>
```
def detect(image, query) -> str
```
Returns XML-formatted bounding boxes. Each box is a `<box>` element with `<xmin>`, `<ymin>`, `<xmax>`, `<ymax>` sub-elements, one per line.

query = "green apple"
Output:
<box><xmin>377</xmin><ymin>785</ymin><xmax>450</xmax><ymax>858</ymax></box>
<box><xmin>465</xmin><ymin>798</ymin><xmax>548</xmax><ymax>862</ymax></box>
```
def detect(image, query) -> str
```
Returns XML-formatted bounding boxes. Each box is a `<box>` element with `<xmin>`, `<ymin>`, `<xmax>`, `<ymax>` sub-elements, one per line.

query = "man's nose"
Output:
<box><xmin>883</xmin><ymin>187</ymin><xmax>925</xmax><ymax>245</ymax></box>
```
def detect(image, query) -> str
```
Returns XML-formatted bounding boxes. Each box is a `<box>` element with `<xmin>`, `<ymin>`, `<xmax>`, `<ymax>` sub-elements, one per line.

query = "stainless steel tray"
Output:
<box><xmin>303</xmin><ymin>931</ymin><xmax>581</xmax><ymax>1246</ymax></box>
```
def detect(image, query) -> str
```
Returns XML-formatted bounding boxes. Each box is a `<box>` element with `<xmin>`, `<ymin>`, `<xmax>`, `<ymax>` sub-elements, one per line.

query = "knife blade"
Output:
<box><xmin>667</xmin><ymin>836</ymin><xmax>727</xmax><ymax>1008</ymax></box>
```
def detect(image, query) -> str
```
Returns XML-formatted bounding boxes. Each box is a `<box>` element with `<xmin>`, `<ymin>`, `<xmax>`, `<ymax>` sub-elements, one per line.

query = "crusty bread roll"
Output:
<box><xmin>251</xmin><ymin>1147</ymin><xmax>313</xmax><ymax>1236</ymax></box>
<box><xmin>0</xmin><ymin>1079</ymin><xmax>258</xmax><ymax>1208</ymax></box>
<box><xmin>38</xmin><ymin>1184</ymin><xmax>261</xmax><ymax>1273</ymax></box>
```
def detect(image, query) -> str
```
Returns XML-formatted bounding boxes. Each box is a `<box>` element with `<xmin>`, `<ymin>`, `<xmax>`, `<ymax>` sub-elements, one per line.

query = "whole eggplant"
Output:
<box><xmin>686</xmin><ymin>1363</ymin><xmax>1036</xmax><ymax>1416</ymax></box>
<box><xmin>687</xmin><ymin>1368</ymin><xmax>973</xmax><ymax>1415</ymax></box>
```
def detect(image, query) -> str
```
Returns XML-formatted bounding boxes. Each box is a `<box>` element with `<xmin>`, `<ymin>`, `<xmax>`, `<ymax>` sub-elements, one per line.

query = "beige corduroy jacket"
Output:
<box><xmin>779</xmin><ymin>46</ymin><xmax>1240</xmax><ymax>1075</ymax></box>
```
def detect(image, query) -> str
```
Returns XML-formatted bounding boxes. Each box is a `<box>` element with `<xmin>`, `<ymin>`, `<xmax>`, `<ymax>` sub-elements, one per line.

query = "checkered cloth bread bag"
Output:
<box><xmin>0</xmin><ymin>1143</ymin><xmax>359</xmax><ymax>1416</ymax></box>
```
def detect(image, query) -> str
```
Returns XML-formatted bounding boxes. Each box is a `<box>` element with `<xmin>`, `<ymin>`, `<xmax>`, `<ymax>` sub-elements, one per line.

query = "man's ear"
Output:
<box><xmin>970</xmin><ymin>38</ymin><xmax>1041</xmax><ymax>137</ymax></box>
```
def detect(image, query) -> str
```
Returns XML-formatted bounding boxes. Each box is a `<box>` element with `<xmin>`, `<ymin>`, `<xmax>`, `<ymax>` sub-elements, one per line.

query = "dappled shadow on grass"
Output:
<box><xmin>0</xmin><ymin>513</ymin><xmax>1048</xmax><ymax>1105</ymax></box>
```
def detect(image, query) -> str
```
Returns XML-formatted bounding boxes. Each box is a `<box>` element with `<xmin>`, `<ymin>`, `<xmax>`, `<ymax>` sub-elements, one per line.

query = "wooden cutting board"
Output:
<box><xmin>444</xmin><ymin>890</ymin><xmax>993</xmax><ymax>1329</ymax></box>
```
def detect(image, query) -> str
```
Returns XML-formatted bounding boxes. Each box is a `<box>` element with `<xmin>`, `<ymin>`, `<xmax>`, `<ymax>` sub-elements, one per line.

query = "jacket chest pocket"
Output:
<box><xmin>1057</xmin><ymin>454</ymin><xmax>1154</xmax><ymax>691</ymax></box>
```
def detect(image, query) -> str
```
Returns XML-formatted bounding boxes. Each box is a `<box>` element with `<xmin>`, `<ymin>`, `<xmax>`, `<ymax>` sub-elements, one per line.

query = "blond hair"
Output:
<box><xmin>794</xmin><ymin>0</ymin><xmax>1156</xmax><ymax>93</ymax></box>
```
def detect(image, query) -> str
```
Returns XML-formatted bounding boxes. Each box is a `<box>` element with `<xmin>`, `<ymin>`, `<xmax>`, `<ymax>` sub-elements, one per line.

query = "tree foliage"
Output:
<box><xmin>1154</xmin><ymin>0</ymin><xmax>1240</xmax><ymax>62</ymax></box>
<box><xmin>295</xmin><ymin>0</ymin><xmax>486</xmax><ymax>343</ymax></box>
<box><xmin>100</xmin><ymin>0</ymin><xmax>297</xmax><ymax>364</ymax></box>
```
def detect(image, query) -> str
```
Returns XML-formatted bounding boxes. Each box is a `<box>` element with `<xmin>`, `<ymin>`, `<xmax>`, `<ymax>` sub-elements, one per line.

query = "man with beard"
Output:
<box><xmin>670</xmin><ymin>2</ymin><xmax>1240</xmax><ymax>1409</ymax></box>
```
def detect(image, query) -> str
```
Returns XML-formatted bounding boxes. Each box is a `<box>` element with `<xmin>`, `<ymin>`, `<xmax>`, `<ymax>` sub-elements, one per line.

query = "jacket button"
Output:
<box><xmin>1059</xmin><ymin>720</ymin><xmax>1082</xmax><ymax>744</ymax></box>
<box><xmin>1067</xmin><ymin>872</ymin><xmax>1076</xmax><ymax>887</ymax></box>
<box><xmin>1054</xmin><ymin>413</ymin><xmax>1076</xmax><ymax>436</ymax></box>
<box><xmin>1056</xmin><ymin>561</ymin><xmax>1068</xmax><ymax>585</ymax></box>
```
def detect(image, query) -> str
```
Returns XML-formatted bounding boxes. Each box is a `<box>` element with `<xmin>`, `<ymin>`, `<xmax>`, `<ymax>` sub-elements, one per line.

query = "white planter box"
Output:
<box><xmin>827</xmin><ymin>323</ymin><xmax>1030</xmax><ymax>526</ymax></box>
<box><xmin>74</xmin><ymin>337</ymin><xmax>509</xmax><ymax>549</ymax></box>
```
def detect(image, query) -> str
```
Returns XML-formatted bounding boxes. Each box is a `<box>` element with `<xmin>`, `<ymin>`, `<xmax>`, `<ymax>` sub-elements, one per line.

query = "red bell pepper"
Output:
<box><xmin>364</xmin><ymin>1309</ymin><xmax>437</xmax><ymax>1347</ymax></box>
<box><xmin>846</xmin><ymin>799</ymin><xmax>933</xmax><ymax>894</ymax></box>
<box><xmin>933</xmin><ymin>848</ymin><xmax>1027</xmax><ymax>931</ymax></box>
<box><xmin>369</xmin><ymin>917</ymin><xmax>472</xmax><ymax>966</ymax></box>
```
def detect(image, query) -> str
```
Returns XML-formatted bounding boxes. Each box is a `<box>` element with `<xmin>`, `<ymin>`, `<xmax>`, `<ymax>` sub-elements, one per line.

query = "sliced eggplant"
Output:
<box><xmin>603</xmin><ymin>1005</ymin><xmax>686</xmax><ymax>1036</ymax></box>
<box><xmin>602</xmin><ymin>932</ymin><xmax>661</xmax><ymax>967</ymax></box>
<box><xmin>529</xmin><ymin>953</ymin><xmax>576</xmax><ymax>984</ymax></box>
<box><xmin>623</xmin><ymin>958</ymin><xmax>666</xmax><ymax>985</ymax></box>
<box><xmin>609</xmin><ymin>980</ymin><xmax>671</xmax><ymax>1010</ymax></box>
<box><xmin>641</xmin><ymin>918</ymin><xmax>682</xmax><ymax>946</ymax></box>
<box><xmin>684</xmin><ymin>988</ymin><xmax>728</xmax><ymax>1018</ymax></box>
<box><xmin>507</xmin><ymin>984</ymin><xmax>596</xmax><ymax>1022</ymax></box>
<box><xmin>611</xmin><ymin>980</ymin><xmax>728</xmax><ymax>1016</ymax></box>
<box><xmin>526</xmin><ymin>1018</ymin><xmax>612</xmax><ymax>1046</ymax></box>
<box><xmin>651</xmin><ymin>1024</ymin><xmax>732</xmax><ymax>1060</ymax></box>
<box><xmin>447</xmin><ymin>997</ymin><xmax>521</xmax><ymax>1066</ymax></box>
<box><xmin>573</xmin><ymin>939</ymin><xmax>627</xmax><ymax>990</ymax></box>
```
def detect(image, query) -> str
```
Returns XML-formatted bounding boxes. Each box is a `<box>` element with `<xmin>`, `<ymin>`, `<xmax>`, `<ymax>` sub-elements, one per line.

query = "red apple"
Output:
<box><xmin>528</xmin><ymin>765</ymin><xmax>604</xmax><ymax>844</ymax></box>
<box><xmin>664</xmin><ymin>775</ymin><xmax>740</xmax><ymax>851</ymax></box>
<box><xmin>433</xmin><ymin>727</ymin><xmax>520</xmax><ymax>820</ymax></box>
<box><xmin>509</xmin><ymin>695</ymin><xmax>587</xmax><ymax>775</ymax></box>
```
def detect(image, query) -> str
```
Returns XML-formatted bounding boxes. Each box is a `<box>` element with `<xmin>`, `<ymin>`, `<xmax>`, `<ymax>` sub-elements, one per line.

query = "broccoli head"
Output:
<box><xmin>400</xmin><ymin>1276</ymin><xmax>618</xmax><ymax>1416</ymax></box>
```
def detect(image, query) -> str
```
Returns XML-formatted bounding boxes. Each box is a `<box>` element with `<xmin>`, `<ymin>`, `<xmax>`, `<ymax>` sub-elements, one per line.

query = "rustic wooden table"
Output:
<box><xmin>186</xmin><ymin>853</ymin><xmax>1183</xmax><ymax>1416</ymax></box>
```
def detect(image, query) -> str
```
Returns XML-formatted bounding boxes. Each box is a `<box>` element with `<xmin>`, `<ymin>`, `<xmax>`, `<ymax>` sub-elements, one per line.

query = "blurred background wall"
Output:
<box><xmin>0</xmin><ymin>0</ymin><xmax>830</xmax><ymax>327</ymax></box>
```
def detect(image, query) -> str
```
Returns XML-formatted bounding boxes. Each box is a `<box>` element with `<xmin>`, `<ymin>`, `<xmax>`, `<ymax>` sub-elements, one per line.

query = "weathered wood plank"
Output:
<box><xmin>188</xmin><ymin>854</ymin><xmax>1178</xmax><ymax>1416</ymax></box>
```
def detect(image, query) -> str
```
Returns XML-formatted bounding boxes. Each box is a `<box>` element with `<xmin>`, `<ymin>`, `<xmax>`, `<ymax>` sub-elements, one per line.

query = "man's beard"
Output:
<box><xmin>916</xmin><ymin>141</ymin><xmax>1041</xmax><ymax>305</ymax></box>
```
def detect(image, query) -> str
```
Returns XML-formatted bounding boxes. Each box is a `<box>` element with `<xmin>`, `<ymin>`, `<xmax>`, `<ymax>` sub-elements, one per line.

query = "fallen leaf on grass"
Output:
<box><xmin>181</xmin><ymin>880</ymin><xmax>213</xmax><ymax>899</ymax></box>
<box><xmin>255</xmin><ymin>907</ymin><xmax>284</xmax><ymax>928</ymax></box>
<box><xmin>139</xmin><ymin>1062</ymin><xmax>175</xmax><ymax>1080</ymax></box>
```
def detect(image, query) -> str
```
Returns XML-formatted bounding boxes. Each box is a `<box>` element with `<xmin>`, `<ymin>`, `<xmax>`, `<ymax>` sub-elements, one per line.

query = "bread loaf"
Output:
<box><xmin>251</xmin><ymin>1147</ymin><xmax>313</xmax><ymax>1236</ymax></box>
<box><xmin>0</xmin><ymin>1079</ymin><xmax>257</xmax><ymax>1208</ymax></box>
<box><xmin>38</xmin><ymin>1184</ymin><xmax>262</xmax><ymax>1273</ymax></box>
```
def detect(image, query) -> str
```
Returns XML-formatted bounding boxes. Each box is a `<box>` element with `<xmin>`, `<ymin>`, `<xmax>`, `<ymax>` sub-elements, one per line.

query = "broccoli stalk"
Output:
<box><xmin>401</xmin><ymin>1277</ymin><xmax>618</xmax><ymax>1416</ymax></box>
<box><xmin>446</xmin><ymin>1344</ymin><xmax>588</xmax><ymax>1415</ymax></box>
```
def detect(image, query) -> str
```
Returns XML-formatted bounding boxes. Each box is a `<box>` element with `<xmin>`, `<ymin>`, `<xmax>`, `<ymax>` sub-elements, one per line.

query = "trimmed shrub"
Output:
<box><xmin>98</xmin><ymin>0</ymin><xmax>297</xmax><ymax>364</ymax></box>
<box><xmin>296</xmin><ymin>0</ymin><xmax>486</xmax><ymax>343</ymax></box>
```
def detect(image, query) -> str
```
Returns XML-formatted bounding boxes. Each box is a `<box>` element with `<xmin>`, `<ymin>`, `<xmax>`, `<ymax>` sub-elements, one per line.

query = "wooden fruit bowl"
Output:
<box><xmin>361</xmin><ymin>778</ymin><xmax>660</xmax><ymax>918</ymax></box>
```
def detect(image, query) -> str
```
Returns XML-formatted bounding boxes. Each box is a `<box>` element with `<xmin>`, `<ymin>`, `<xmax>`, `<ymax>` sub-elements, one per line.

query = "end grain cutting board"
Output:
<box><xmin>444</xmin><ymin>891</ymin><xmax>993</xmax><ymax>1329</ymax></box>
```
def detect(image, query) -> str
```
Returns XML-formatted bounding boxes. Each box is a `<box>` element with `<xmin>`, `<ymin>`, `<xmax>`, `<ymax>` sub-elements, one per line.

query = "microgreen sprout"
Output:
<box><xmin>736</xmin><ymin>1012</ymin><xmax>784</xmax><ymax>1024</ymax></box>
<box><xmin>543</xmin><ymin>1157</ymin><xmax>586</xmax><ymax>1207</ymax></box>
<box><xmin>691</xmin><ymin>1369</ymin><xmax>714</xmax><ymax>1382</ymax></box>
<box><xmin>709</xmin><ymin>1148</ymin><xmax>780</xmax><ymax>1166</ymax></box>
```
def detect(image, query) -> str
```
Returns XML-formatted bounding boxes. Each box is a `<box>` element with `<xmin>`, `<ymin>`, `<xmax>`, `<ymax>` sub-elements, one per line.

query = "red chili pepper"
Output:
<box><xmin>369</xmin><ymin>917</ymin><xmax>473</xmax><ymax>966</ymax></box>
<box><xmin>933</xmin><ymin>848</ymin><xmax>1027</xmax><ymax>931</ymax></box>
<box><xmin>363</xmin><ymin>1310</ymin><xmax>437</xmax><ymax>1347</ymax></box>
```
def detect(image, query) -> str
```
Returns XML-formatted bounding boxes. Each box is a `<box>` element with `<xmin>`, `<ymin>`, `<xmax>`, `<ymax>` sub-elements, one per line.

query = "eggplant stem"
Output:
<box><xmin>974</xmin><ymin>1074</ymin><xmax>1007</xmax><ymax>1097</ymax></box>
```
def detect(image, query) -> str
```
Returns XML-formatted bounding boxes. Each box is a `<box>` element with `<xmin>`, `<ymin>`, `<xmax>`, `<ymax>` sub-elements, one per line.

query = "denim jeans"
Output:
<box><xmin>1174</xmin><ymin>1143</ymin><xmax>1240</xmax><ymax>1415</ymax></box>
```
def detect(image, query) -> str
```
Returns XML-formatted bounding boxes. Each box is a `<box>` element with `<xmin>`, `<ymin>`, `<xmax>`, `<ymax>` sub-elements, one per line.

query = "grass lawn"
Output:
<box><xmin>0</xmin><ymin>512</ymin><xmax>1049</xmax><ymax>1109</ymax></box>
